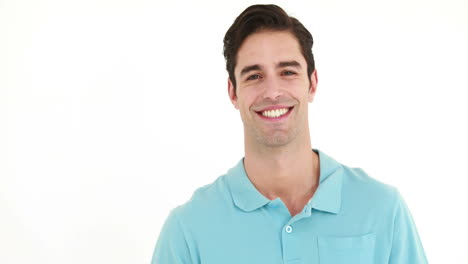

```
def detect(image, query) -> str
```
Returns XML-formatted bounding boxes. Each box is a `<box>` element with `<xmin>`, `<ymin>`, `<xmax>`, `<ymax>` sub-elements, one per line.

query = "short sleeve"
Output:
<box><xmin>389</xmin><ymin>190</ymin><xmax>428</xmax><ymax>263</ymax></box>
<box><xmin>151</xmin><ymin>208</ymin><xmax>193</xmax><ymax>264</ymax></box>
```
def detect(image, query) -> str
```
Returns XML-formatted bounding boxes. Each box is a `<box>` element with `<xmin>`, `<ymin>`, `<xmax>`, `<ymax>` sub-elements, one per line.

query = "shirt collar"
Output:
<box><xmin>309</xmin><ymin>149</ymin><xmax>343</xmax><ymax>214</ymax></box>
<box><xmin>226</xmin><ymin>157</ymin><xmax>271</xmax><ymax>212</ymax></box>
<box><xmin>226</xmin><ymin>149</ymin><xmax>343</xmax><ymax>214</ymax></box>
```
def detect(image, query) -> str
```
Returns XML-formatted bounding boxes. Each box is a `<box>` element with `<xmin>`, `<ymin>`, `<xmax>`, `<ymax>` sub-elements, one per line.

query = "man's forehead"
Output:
<box><xmin>235</xmin><ymin>31</ymin><xmax>305</xmax><ymax>72</ymax></box>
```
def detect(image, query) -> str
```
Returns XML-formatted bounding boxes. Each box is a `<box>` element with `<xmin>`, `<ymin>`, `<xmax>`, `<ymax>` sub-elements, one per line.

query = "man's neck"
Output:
<box><xmin>243</xmin><ymin>138</ymin><xmax>320</xmax><ymax>216</ymax></box>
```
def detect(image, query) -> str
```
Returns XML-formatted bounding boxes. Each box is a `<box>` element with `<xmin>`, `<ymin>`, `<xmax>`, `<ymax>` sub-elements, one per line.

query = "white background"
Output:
<box><xmin>1</xmin><ymin>0</ymin><xmax>467</xmax><ymax>263</ymax></box>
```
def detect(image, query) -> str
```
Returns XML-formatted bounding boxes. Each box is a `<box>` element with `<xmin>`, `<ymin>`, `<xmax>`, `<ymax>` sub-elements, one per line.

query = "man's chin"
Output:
<box><xmin>257</xmin><ymin>133</ymin><xmax>292</xmax><ymax>148</ymax></box>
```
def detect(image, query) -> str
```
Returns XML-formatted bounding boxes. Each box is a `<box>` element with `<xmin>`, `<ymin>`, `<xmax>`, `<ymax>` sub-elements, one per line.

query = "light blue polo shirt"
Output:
<box><xmin>152</xmin><ymin>149</ymin><xmax>427</xmax><ymax>263</ymax></box>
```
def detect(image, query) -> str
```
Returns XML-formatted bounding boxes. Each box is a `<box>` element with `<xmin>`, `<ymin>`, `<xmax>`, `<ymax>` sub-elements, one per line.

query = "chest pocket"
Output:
<box><xmin>317</xmin><ymin>233</ymin><xmax>375</xmax><ymax>264</ymax></box>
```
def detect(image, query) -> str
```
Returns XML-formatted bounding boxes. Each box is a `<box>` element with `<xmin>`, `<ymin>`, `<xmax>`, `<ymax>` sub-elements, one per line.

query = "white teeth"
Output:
<box><xmin>261</xmin><ymin>108</ymin><xmax>290</xmax><ymax>118</ymax></box>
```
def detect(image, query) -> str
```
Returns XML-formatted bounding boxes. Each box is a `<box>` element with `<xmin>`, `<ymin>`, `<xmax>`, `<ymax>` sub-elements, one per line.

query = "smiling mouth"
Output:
<box><xmin>255</xmin><ymin>107</ymin><xmax>294</xmax><ymax>119</ymax></box>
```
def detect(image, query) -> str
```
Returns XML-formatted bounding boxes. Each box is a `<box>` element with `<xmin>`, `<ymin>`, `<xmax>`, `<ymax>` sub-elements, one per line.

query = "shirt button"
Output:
<box><xmin>285</xmin><ymin>225</ymin><xmax>293</xmax><ymax>233</ymax></box>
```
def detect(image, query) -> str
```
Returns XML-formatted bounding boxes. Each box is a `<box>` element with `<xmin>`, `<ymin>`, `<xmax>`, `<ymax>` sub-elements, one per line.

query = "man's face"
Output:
<box><xmin>228</xmin><ymin>30</ymin><xmax>317</xmax><ymax>148</ymax></box>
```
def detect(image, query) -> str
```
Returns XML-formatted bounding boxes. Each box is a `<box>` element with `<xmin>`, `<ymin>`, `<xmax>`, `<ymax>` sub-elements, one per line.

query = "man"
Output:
<box><xmin>152</xmin><ymin>4</ymin><xmax>427</xmax><ymax>264</ymax></box>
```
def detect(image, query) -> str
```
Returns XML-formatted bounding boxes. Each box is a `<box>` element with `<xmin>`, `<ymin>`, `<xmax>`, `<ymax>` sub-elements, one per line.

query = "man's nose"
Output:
<box><xmin>261</xmin><ymin>76</ymin><xmax>283</xmax><ymax>101</ymax></box>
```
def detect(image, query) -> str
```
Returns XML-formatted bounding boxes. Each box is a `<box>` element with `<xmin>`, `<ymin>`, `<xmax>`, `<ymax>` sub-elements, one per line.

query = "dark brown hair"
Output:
<box><xmin>223</xmin><ymin>4</ymin><xmax>315</xmax><ymax>91</ymax></box>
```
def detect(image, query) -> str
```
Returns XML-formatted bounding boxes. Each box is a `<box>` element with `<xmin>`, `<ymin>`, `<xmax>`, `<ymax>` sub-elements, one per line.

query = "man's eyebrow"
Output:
<box><xmin>239</xmin><ymin>61</ymin><xmax>301</xmax><ymax>77</ymax></box>
<box><xmin>277</xmin><ymin>60</ymin><xmax>302</xmax><ymax>69</ymax></box>
<box><xmin>240</xmin><ymin>64</ymin><xmax>261</xmax><ymax>77</ymax></box>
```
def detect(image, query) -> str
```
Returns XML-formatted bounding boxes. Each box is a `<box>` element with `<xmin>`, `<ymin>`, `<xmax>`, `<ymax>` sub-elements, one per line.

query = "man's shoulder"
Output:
<box><xmin>343</xmin><ymin>165</ymin><xmax>396</xmax><ymax>190</ymax></box>
<box><xmin>340</xmin><ymin>164</ymin><xmax>399</xmax><ymax>206</ymax></box>
<box><xmin>170</xmin><ymin>173</ymin><xmax>232</xmax><ymax>218</ymax></box>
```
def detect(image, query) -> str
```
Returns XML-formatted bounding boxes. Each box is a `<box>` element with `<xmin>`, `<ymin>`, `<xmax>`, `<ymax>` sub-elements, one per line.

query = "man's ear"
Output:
<box><xmin>308</xmin><ymin>69</ymin><xmax>318</xmax><ymax>102</ymax></box>
<box><xmin>228</xmin><ymin>78</ymin><xmax>239</xmax><ymax>109</ymax></box>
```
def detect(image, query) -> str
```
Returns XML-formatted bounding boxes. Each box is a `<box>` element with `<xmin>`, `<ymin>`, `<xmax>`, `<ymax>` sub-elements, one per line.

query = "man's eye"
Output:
<box><xmin>247</xmin><ymin>74</ymin><xmax>261</xmax><ymax>81</ymax></box>
<box><xmin>283</xmin><ymin>71</ymin><xmax>296</xmax><ymax>76</ymax></box>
